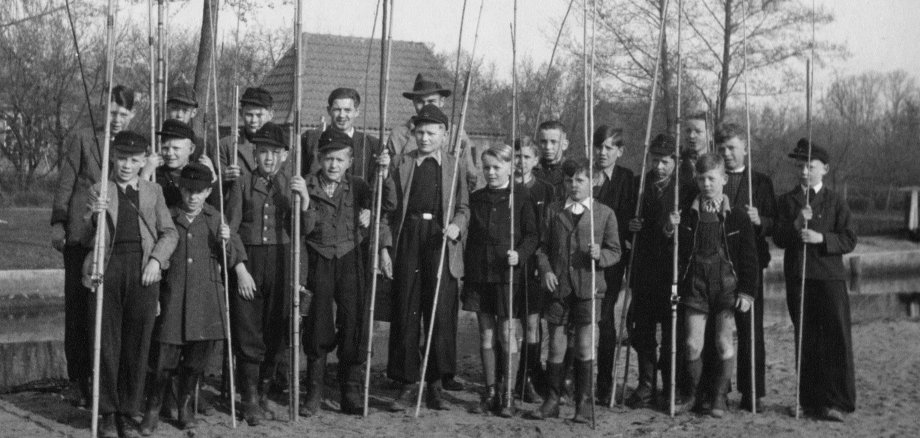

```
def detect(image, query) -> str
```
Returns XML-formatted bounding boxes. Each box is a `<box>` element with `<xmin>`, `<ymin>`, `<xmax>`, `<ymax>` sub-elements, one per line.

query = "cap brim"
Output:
<box><xmin>788</xmin><ymin>152</ymin><xmax>827</xmax><ymax>163</ymax></box>
<box><xmin>177</xmin><ymin>178</ymin><xmax>212</xmax><ymax>192</ymax></box>
<box><xmin>402</xmin><ymin>89</ymin><xmax>452</xmax><ymax>99</ymax></box>
<box><xmin>167</xmin><ymin>98</ymin><xmax>198</xmax><ymax>108</ymax></box>
<box><xmin>239</xmin><ymin>98</ymin><xmax>270</xmax><ymax>108</ymax></box>
<box><xmin>156</xmin><ymin>130</ymin><xmax>193</xmax><ymax>141</ymax></box>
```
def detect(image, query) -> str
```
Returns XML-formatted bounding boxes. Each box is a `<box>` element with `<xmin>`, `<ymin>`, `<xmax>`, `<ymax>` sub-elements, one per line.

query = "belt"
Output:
<box><xmin>407</xmin><ymin>212</ymin><xmax>437</xmax><ymax>221</ymax></box>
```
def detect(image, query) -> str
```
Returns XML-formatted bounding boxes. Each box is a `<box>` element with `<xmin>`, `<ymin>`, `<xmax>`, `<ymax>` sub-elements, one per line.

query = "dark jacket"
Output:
<box><xmin>301</xmin><ymin>128</ymin><xmax>382</xmax><ymax>181</ymax></box>
<box><xmin>675</xmin><ymin>196</ymin><xmax>759</xmax><ymax>301</ymax></box>
<box><xmin>725</xmin><ymin>168</ymin><xmax>777</xmax><ymax>270</ymax></box>
<box><xmin>226</xmin><ymin>163</ymin><xmax>299</xmax><ymax>246</ymax></box>
<box><xmin>533</xmin><ymin>159</ymin><xmax>566</xmax><ymax>203</ymax></box>
<box><xmin>155</xmin><ymin>165</ymin><xmax>220</xmax><ymax>209</ymax></box>
<box><xmin>536</xmin><ymin>200</ymin><xmax>622</xmax><ymax>299</ymax></box>
<box><xmin>303</xmin><ymin>173</ymin><xmax>394</xmax><ymax>259</ymax></box>
<box><xmin>631</xmin><ymin>174</ymin><xmax>678</xmax><ymax>288</ymax></box>
<box><xmin>525</xmin><ymin>176</ymin><xmax>556</xmax><ymax>226</ymax></box>
<box><xmin>157</xmin><ymin>205</ymin><xmax>246</xmax><ymax>344</ymax></box>
<box><xmin>464</xmin><ymin>184</ymin><xmax>539</xmax><ymax>284</ymax></box>
<box><xmin>773</xmin><ymin>186</ymin><xmax>856</xmax><ymax>280</ymax></box>
<box><xmin>594</xmin><ymin>165</ymin><xmax>636</xmax><ymax>255</ymax></box>
<box><xmin>52</xmin><ymin>128</ymin><xmax>104</xmax><ymax>244</ymax></box>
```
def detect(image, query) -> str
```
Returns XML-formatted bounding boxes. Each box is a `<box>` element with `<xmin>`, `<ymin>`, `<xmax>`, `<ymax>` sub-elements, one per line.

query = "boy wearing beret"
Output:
<box><xmin>773</xmin><ymin>140</ymin><xmax>856</xmax><ymax>422</ymax></box>
<box><xmin>84</xmin><ymin>131</ymin><xmax>178</xmax><ymax>437</ymax></box>
<box><xmin>298</xmin><ymin>130</ymin><xmax>394</xmax><ymax>417</ymax></box>
<box><xmin>139</xmin><ymin>163</ymin><xmax>249</xmax><ymax>433</ymax></box>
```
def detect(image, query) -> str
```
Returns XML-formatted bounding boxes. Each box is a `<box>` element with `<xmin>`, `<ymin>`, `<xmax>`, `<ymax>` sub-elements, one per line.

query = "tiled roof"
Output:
<box><xmin>262</xmin><ymin>33</ymin><xmax>501</xmax><ymax>137</ymax></box>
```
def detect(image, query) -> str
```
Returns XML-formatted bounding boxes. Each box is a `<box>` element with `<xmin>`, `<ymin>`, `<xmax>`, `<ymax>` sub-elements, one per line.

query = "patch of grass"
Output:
<box><xmin>0</xmin><ymin>208</ymin><xmax>62</xmax><ymax>270</ymax></box>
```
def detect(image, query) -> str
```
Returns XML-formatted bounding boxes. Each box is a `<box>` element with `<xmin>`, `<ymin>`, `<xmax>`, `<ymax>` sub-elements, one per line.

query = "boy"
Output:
<box><xmin>533</xmin><ymin>121</ymin><xmax>570</xmax><ymax>201</ymax></box>
<box><xmin>667</xmin><ymin>153</ymin><xmax>758</xmax><ymax>418</ymax></box>
<box><xmin>83</xmin><ymin>131</ymin><xmax>178</xmax><ymax>437</ymax></box>
<box><xmin>226</xmin><ymin>122</ymin><xmax>307</xmax><ymax>425</ymax></box>
<box><xmin>219</xmin><ymin>87</ymin><xmax>276</xmax><ymax>181</ymax></box>
<box><xmin>715</xmin><ymin>122</ymin><xmax>777</xmax><ymax>411</ymax></box>
<box><xmin>144</xmin><ymin>119</ymin><xmax>217</xmax><ymax>208</ymax></box>
<box><xmin>773</xmin><ymin>140</ymin><xmax>856</xmax><ymax>422</ymax></box>
<box><xmin>139</xmin><ymin>163</ymin><xmax>249</xmax><ymax>433</ymax></box>
<box><xmin>529</xmin><ymin>158</ymin><xmax>621</xmax><ymax>424</ymax></box>
<box><xmin>298</xmin><ymin>130</ymin><xmax>394</xmax><ymax>417</ymax></box>
<box><xmin>384</xmin><ymin>104</ymin><xmax>469</xmax><ymax>411</ymax></box>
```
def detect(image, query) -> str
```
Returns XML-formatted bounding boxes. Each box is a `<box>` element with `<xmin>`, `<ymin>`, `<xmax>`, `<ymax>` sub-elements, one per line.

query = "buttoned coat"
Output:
<box><xmin>156</xmin><ymin>205</ymin><xmax>246</xmax><ymax>344</ymax></box>
<box><xmin>391</xmin><ymin>149</ymin><xmax>469</xmax><ymax>279</ymax></box>
<box><xmin>387</xmin><ymin>120</ymin><xmax>481</xmax><ymax>190</ymax></box>
<box><xmin>725</xmin><ymin>169</ymin><xmax>777</xmax><ymax>270</ymax></box>
<box><xmin>301</xmin><ymin>129</ymin><xmax>383</xmax><ymax>180</ymax></box>
<box><xmin>226</xmin><ymin>163</ymin><xmax>298</xmax><ymax>246</ymax></box>
<box><xmin>536</xmin><ymin>200</ymin><xmax>622</xmax><ymax>299</ymax></box>
<box><xmin>463</xmin><ymin>184</ymin><xmax>540</xmax><ymax>284</ymax></box>
<box><xmin>52</xmin><ymin>128</ymin><xmax>105</xmax><ymax>244</ymax></box>
<box><xmin>594</xmin><ymin>165</ymin><xmax>637</xmax><ymax>253</ymax></box>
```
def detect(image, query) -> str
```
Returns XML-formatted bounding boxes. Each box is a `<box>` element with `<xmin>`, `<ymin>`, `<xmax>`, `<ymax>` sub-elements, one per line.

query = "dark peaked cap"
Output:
<box><xmin>788</xmin><ymin>138</ymin><xmax>829</xmax><ymax>164</ymax></box>
<box><xmin>648</xmin><ymin>133</ymin><xmax>677</xmax><ymax>156</ymax></box>
<box><xmin>177</xmin><ymin>162</ymin><xmax>214</xmax><ymax>191</ymax></box>
<box><xmin>318</xmin><ymin>129</ymin><xmax>353</xmax><ymax>154</ymax></box>
<box><xmin>412</xmin><ymin>104</ymin><xmax>449</xmax><ymax>128</ymax></box>
<box><xmin>402</xmin><ymin>73</ymin><xmax>452</xmax><ymax>99</ymax></box>
<box><xmin>157</xmin><ymin>119</ymin><xmax>195</xmax><ymax>141</ymax></box>
<box><xmin>167</xmin><ymin>83</ymin><xmax>198</xmax><ymax>107</ymax></box>
<box><xmin>240</xmin><ymin>87</ymin><xmax>273</xmax><ymax>109</ymax></box>
<box><xmin>112</xmin><ymin>131</ymin><xmax>149</xmax><ymax>154</ymax></box>
<box><xmin>251</xmin><ymin>122</ymin><xmax>288</xmax><ymax>150</ymax></box>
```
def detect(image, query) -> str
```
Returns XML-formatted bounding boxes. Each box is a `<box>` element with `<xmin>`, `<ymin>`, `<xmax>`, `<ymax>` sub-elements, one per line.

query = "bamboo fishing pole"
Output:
<box><xmin>741</xmin><ymin>0</ymin><xmax>757</xmax><ymax>415</ymax></box>
<box><xmin>669</xmin><ymin>0</ymin><xmax>684</xmax><ymax>418</ymax></box>
<box><xmin>609</xmin><ymin>0</ymin><xmax>670</xmax><ymax>409</ymax></box>
<box><xmin>290</xmin><ymin>0</ymin><xmax>304</xmax><ymax>420</ymax></box>
<box><xmin>587</xmin><ymin>0</ymin><xmax>597</xmax><ymax>428</ymax></box>
<box><xmin>364</xmin><ymin>0</ymin><xmax>392</xmax><ymax>416</ymax></box>
<box><xmin>148</xmin><ymin>0</ymin><xmax>157</xmax><ymax>159</ymax></box>
<box><xmin>157</xmin><ymin>0</ymin><xmax>166</xmax><ymax>136</ymax></box>
<box><xmin>90</xmin><ymin>0</ymin><xmax>118</xmax><ymax>435</ymax></box>
<box><xmin>447</xmin><ymin>0</ymin><xmax>469</xmax><ymax>138</ymax></box>
<box><xmin>532</xmin><ymin>0</ymin><xmax>576</xmax><ymax>139</ymax></box>
<box><xmin>358</xmin><ymin>0</ymin><xmax>382</xmax><ymax>180</ymax></box>
<box><xmin>414</xmin><ymin>0</ymin><xmax>483</xmax><ymax>417</ymax></box>
<box><xmin>63</xmin><ymin>0</ymin><xmax>100</xmax><ymax>150</ymax></box>
<box><xmin>507</xmin><ymin>0</ymin><xmax>517</xmax><ymax>413</ymax></box>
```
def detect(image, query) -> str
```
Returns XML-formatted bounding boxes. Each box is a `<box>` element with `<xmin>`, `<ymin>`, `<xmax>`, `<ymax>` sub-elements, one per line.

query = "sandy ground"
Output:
<box><xmin>2</xmin><ymin>317</ymin><xmax>920</xmax><ymax>438</ymax></box>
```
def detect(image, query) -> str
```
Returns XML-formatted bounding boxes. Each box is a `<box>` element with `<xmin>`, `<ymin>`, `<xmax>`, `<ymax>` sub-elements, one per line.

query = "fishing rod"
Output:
<box><xmin>63</xmin><ymin>0</ymin><xmax>100</xmax><ymax>150</ymax></box>
<box><xmin>669</xmin><ymin>0</ymin><xmax>684</xmax><ymax>418</ymax></box>
<box><xmin>289</xmin><ymin>0</ymin><xmax>304</xmax><ymax>420</ymax></box>
<box><xmin>741</xmin><ymin>0</ymin><xmax>757</xmax><ymax>415</ymax></box>
<box><xmin>358</xmin><ymin>0</ymin><xmax>382</xmax><ymax>180</ymax></box>
<box><xmin>507</xmin><ymin>0</ymin><xmax>517</xmax><ymax>414</ymax></box>
<box><xmin>447</xmin><ymin>0</ymin><xmax>469</xmax><ymax>139</ymax></box>
<box><xmin>532</xmin><ymin>0</ymin><xmax>576</xmax><ymax>138</ymax></box>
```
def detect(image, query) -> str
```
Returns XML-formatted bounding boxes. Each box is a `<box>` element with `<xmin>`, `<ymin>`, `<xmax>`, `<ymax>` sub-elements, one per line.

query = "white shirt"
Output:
<box><xmin>564</xmin><ymin>197</ymin><xmax>593</xmax><ymax>215</ymax></box>
<box><xmin>415</xmin><ymin>150</ymin><xmax>443</xmax><ymax>166</ymax></box>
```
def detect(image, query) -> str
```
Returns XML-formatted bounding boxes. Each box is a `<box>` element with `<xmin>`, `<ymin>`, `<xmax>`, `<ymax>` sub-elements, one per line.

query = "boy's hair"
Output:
<box><xmin>327</xmin><ymin>87</ymin><xmax>361</xmax><ymax>107</ymax></box>
<box><xmin>561</xmin><ymin>157</ymin><xmax>591</xmax><ymax>178</ymax></box>
<box><xmin>514</xmin><ymin>137</ymin><xmax>540</xmax><ymax>157</ymax></box>
<box><xmin>481</xmin><ymin>144</ymin><xmax>514</xmax><ymax>163</ymax></box>
<box><xmin>111</xmin><ymin>85</ymin><xmax>135</xmax><ymax>111</ymax></box>
<box><xmin>694</xmin><ymin>153</ymin><xmax>726</xmax><ymax>175</ymax></box>
<box><xmin>538</xmin><ymin>120</ymin><xmax>567</xmax><ymax>135</ymax></box>
<box><xmin>714</xmin><ymin>122</ymin><xmax>746</xmax><ymax>146</ymax></box>
<box><xmin>593</xmin><ymin>125</ymin><xmax>624</xmax><ymax>148</ymax></box>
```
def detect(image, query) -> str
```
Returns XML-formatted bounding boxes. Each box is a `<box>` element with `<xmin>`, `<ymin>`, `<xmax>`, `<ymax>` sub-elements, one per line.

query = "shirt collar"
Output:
<box><xmin>803</xmin><ymin>182</ymin><xmax>823</xmax><ymax>195</ymax></box>
<box><xmin>416</xmin><ymin>150</ymin><xmax>442</xmax><ymax>166</ymax></box>
<box><xmin>116</xmin><ymin>178</ymin><xmax>139</xmax><ymax>191</ymax></box>
<box><xmin>691</xmin><ymin>194</ymin><xmax>731</xmax><ymax>214</ymax></box>
<box><xmin>564</xmin><ymin>197</ymin><xmax>593</xmax><ymax>213</ymax></box>
<box><xmin>727</xmin><ymin>166</ymin><xmax>746</xmax><ymax>175</ymax></box>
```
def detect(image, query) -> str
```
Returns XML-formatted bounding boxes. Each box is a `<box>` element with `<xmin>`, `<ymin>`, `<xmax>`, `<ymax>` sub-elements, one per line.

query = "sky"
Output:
<box><xmin>148</xmin><ymin>0</ymin><xmax>920</xmax><ymax>87</ymax></box>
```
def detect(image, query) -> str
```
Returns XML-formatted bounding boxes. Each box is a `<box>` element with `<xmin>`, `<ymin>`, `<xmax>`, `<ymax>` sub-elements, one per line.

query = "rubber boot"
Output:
<box><xmin>625</xmin><ymin>350</ymin><xmax>657</xmax><ymax>409</ymax></box>
<box><xmin>526</xmin><ymin>362</ymin><xmax>562</xmax><ymax>420</ymax></box>
<box><xmin>239</xmin><ymin>362</ymin><xmax>264</xmax><ymax>426</ymax></box>
<box><xmin>299</xmin><ymin>356</ymin><xmax>326</xmax><ymax>417</ymax></box>
<box><xmin>710</xmin><ymin>358</ymin><xmax>734</xmax><ymax>418</ymax></box>
<box><xmin>339</xmin><ymin>364</ymin><xmax>364</xmax><ymax>415</ymax></box>
<box><xmin>471</xmin><ymin>385</ymin><xmax>498</xmax><ymax>415</ymax></box>
<box><xmin>139</xmin><ymin>372</ymin><xmax>169</xmax><ymax>436</ymax></box>
<box><xmin>677</xmin><ymin>358</ymin><xmax>702</xmax><ymax>414</ymax></box>
<box><xmin>176</xmin><ymin>370</ymin><xmax>199</xmax><ymax>430</ymax></box>
<box><xmin>571</xmin><ymin>360</ymin><xmax>594</xmax><ymax>424</ymax></box>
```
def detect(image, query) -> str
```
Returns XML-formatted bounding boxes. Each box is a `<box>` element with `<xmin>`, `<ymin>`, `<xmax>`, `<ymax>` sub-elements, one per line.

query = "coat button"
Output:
<box><xmin>263</xmin><ymin>237</ymin><xmax>268</xmax><ymax>242</ymax></box>
<box><xmin>188</xmin><ymin>258</ymin><xmax>193</xmax><ymax>264</ymax></box>
<box><xmin>187</xmin><ymin>233</ymin><xmax>192</xmax><ymax>238</ymax></box>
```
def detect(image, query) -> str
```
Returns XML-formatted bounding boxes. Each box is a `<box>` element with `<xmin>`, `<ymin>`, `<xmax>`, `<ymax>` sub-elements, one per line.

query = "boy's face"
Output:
<box><xmin>795</xmin><ymin>158</ymin><xmax>828</xmax><ymax>188</ymax></box>
<box><xmin>166</xmin><ymin>103</ymin><xmax>197</xmax><ymax>124</ymax></box>
<box><xmin>695</xmin><ymin>167</ymin><xmax>728</xmax><ymax>200</ymax></box>
<box><xmin>161</xmin><ymin>138</ymin><xmax>195</xmax><ymax>170</ymax></box>
<box><xmin>717</xmin><ymin>136</ymin><xmax>747</xmax><ymax>171</ymax></box>
<box><xmin>537</xmin><ymin>128</ymin><xmax>568</xmax><ymax>162</ymax></box>
<box><xmin>685</xmin><ymin>119</ymin><xmax>709</xmax><ymax>153</ymax></box>
<box><xmin>482</xmin><ymin>154</ymin><xmax>511</xmax><ymax>188</ymax></box>
<box><xmin>650</xmin><ymin>153</ymin><xmax>676</xmax><ymax>181</ymax></box>
<box><xmin>594</xmin><ymin>138</ymin><xmax>623</xmax><ymax>169</ymax></box>
<box><xmin>180</xmin><ymin>186</ymin><xmax>212</xmax><ymax>213</ymax></box>
<box><xmin>109</xmin><ymin>103</ymin><xmax>135</xmax><ymax>135</ymax></box>
<box><xmin>515</xmin><ymin>146</ymin><xmax>539</xmax><ymax>176</ymax></box>
<box><xmin>112</xmin><ymin>151</ymin><xmax>146</xmax><ymax>183</ymax></box>
<box><xmin>320</xmin><ymin>147</ymin><xmax>353</xmax><ymax>182</ymax></box>
<box><xmin>565</xmin><ymin>170</ymin><xmax>592</xmax><ymax>202</ymax></box>
<box><xmin>253</xmin><ymin>145</ymin><xmax>288</xmax><ymax>174</ymax></box>
<box><xmin>241</xmin><ymin>106</ymin><xmax>273</xmax><ymax>134</ymax></box>
<box><xmin>328</xmin><ymin>98</ymin><xmax>358</xmax><ymax>132</ymax></box>
<box><xmin>412</xmin><ymin>93</ymin><xmax>445</xmax><ymax>114</ymax></box>
<box><xmin>413</xmin><ymin>122</ymin><xmax>447</xmax><ymax>155</ymax></box>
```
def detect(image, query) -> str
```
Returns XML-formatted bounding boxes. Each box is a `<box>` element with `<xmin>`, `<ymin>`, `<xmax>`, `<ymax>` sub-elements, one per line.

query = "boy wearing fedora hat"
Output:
<box><xmin>219</xmin><ymin>87</ymin><xmax>277</xmax><ymax>181</ymax></box>
<box><xmin>139</xmin><ymin>163</ymin><xmax>250</xmax><ymax>433</ymax></box>
<box><xmin>773</xmin><ymin>140</ymin><xmax>856</xmax><ymax>422</ymax></box>
<box><xmin>83</xmin><ymin>131</ymin><xmax>178</xmax><ymax>437</ymax></box>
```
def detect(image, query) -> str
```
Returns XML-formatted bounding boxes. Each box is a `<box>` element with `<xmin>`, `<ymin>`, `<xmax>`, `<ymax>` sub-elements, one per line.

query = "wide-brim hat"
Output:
<box><xmin>788</xmin><ymin>138</ymin><xmax>829</xmax><ymax>164</ymax></box>
<box><xmin>177</xmin><ymin>162</ymin><xmax>213</xmax><ymax>191</ymax></box>
<box><xmin>402</xmin><ymin>73</ymin><xmax>451</xmax><ymax>99</ymax></box>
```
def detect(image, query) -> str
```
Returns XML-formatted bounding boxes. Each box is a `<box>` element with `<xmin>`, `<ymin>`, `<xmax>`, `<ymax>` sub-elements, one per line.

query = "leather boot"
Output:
<box><xmin>677</xmin><ymin>358</ymin><xmax>703</xmax><ymax>414</ymax></box>
<box><xmin>471</xmin><ymin>385</ymin><xmax>498</xmax><ymax>414</ymax></box>
<box><xmin>526</xmin><ymin>362</ymin><xmax>562</xmax><ymax>420</ymax></box>
<box><xmin>387</xmin><ymin>382</ymin><xmax>417</xmax><ymax>412</ymax></box>
<box><xmin>98</xmin><ymin>413</ymin><xmax>118</xmax><ymax>438</ymax></box>
<box><xmin>561</xmin><ymin>347</ymin><xmax>575</xmax><ymax>405</ymax></box>
<box><xmin>496</xmin><ymin>352</ymin><xmax>518</xmax><ymax>417</ymax></box>
<box><xmin>239</xmin><ymin>362</ymin><xmax>264</xmax><ymax>426</ymax></box>
<box><xmin>596</xmin><ymin>344</ymin><xmax>614</xmax><ymax>406</ymax></box>
<box><xmin>300</xmin><ymin>356</ymin><xmax>326</xmax><ymax>417</ymax></box>
<box><xmin>176</xmin><ymin>369</ymin><xmax>199</xmax><ymax>430</ymax></box>
<box><xmin>710</xmin><ymin>358</ymin><xmax>734</xmax><ymax>418</ymax></box>
<box><xmin>339</xmin><ymin>364</ymin><xmax>364</xmax><ymax>415</ymax></box>
<box><xmin>139</xmin><ymin>372</ymin><xmax>169</xmax><ymax>436</ymax></box>
<box><xmin>496</xmin><ymin>386</ymin><xmax>515</xmax><ymax>418</ymax></box>
<box><xmin>115</xmin><ymin>413</ymin><xmax>140</xmax><ymax>438</ymax></box>
<box><xmin>625</xmin><ymin>350</ymin><xmax>657</xmax><ymax>409</ymax></box>
<box><xmin>571</xmin><ymin>360</ymin><xmax>594</xmax><ymax>424</ymax></box>
<box><xmin>425</xmin><ymin>380</ymin><xmax>449</xmax><ymax>411</ymax></box>
<box><xmin>521</xmin><ymin>343</ymin><xmax>544</xmax><ymax>402</ymax></box>
<box><xmin>257</xmin><ymin>377</ymin><xmax>276</xmax><ymax>420</ymax></box>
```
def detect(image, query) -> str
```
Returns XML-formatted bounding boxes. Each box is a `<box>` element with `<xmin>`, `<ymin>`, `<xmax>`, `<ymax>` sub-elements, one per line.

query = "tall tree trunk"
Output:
<box><xmin>193</xmin><ymin>0</ymin><xmax>218</xmax><ymax>136</ymax></box>
<box><xmin>717</xmin><ymin>0</ymin><xmax>733</xmax><ymax>123</ymax></box>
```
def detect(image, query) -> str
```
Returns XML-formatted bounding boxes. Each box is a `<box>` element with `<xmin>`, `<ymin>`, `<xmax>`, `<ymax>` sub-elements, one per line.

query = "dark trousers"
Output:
<box><xmin>150</xmin><ymin>341</ymin><xmax>218</xmax><ymax>374</ymax></box>
<box><xmin>630</xmin><ymin>290</ymin><xmax>676</xmax><ymax>385</ymax></box>
<box><xmin>302</xmin><ymin>247</ymin><xmax>367</xmax><ymax>365</ymax></box>
<box><xmin>597</xmin><ymin>259</ymin><xmax>627</xmax><ymax>389</ymax></box>
<box><xmin>736</xmin><ymin>269</ymin><xmax>766</xmax><ymax>398</ymax></box>
<box><xmin>64</xmin><ymin>244</ymin><xmax>92</xmax><ymax>381</ymax></box>
<box><xmin>97</xmin><ymin>250</ymin><xmax>159</xmax><ymax>415</ymax></box>
<box><xmin>786</xmin><ymin>278</ymin><xmax>856</xmax><ymax>412</ymax></box>
<box><xmin>231</xmin><ymin>244</ymin><xmax>290</xmax><ymax>378</ymax></box>
<box><xmin>387</xmin><ymin>217</ymin><xmax>458</xmax><ymax>383</ymax></box>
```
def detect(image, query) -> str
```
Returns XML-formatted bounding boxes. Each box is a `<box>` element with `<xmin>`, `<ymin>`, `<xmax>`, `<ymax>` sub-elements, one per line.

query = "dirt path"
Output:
<box><xmin>3</xmin><ymin>318</ymin><xmax>919</xmax><ymax>437</ymax></box>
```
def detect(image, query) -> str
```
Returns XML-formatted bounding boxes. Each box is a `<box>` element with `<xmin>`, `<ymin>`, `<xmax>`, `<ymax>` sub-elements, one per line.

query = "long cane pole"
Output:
<box><xmin>90</xmin><ymin>1</ymin><xmax>118</xmax><ymax>435</ymax></box>
<box><xmin>609</xmin><ymin>0</ymin><xmax>670</xmax><ymax>409</ymax></box>
<box><xmin>532</xmin><ymin>0</ymin><xmax>576</xmax><ymax>139</ymax></box>
<box><xmin>669</xmin><ymin>0</ymin><xmax>684</xmax><ymax>418</ymax></box>
<box><xmin>363</xmin><ymin>0</ymin><xmax>392</xmax><ymax>416</ymax></box>
<box><xmin>359</xmin><ymin>0</ymin><xmax>382</xmax><ymax>180</ymax></box>
<box><xmin>585</xmin><ymin>0</ymin><xmax>598</xmax><ymax>428</ymax></box>
<box><xmin>447</xmin><ymin>0</ymin><xmax>469</xmax><ymax>134</ymax></box>
<box><xmin>289</xmin><ymin>0</ymin><xmax>304</xmax><ymax>420</ymax></box>
<box><xmin>156</xmin><ymin>0</ymin><xmax>165</xmax><ymax>130</ymax></box>
<box><xmin>741</xmin><ymin>0</ymin><xmax>757</xmax><ymax>415</ymax></box>
<box><xmin>147</xmin><ymin>0</ymin><xmax>157</xmax><ymax>158</ymax></box>
<box><xmin>414</xmin><ymin>10</ymin><xmax>482</xmax><ymax>418</ymax></box>
<box><xmin>507</xmin><ymin>0</ymin><xmax>518</xmax><ymax>412</ymax></box>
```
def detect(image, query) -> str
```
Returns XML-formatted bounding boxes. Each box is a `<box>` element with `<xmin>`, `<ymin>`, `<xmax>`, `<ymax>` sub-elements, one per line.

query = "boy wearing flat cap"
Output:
<box><xmin>385</xmin><ymin>104</ymin><xmax>470</xmax><ymax>411</ymax></box>
<box><xmin>144</xmin><ymin>119</ymin><xmax>218</xmax><ymax>208</ymax></box>
<box><xmin>297</xmin><ymin>130</ymin><xmax>395</xmax><ymax>417</ymax></box>
<box><xmin>219</xmin><ymin>87</ymin><xmax>277</xmax><ymax>181</ymax></box>
<box><xmin>139</xmin><ymin>163</ymin><xmax>250</xmax><ymax>433</ymax></box>
<box><xmin>83</xmin><ymin>131</ymin><xmax>178</xmax><ymax>437</ymax></box>
<box><xmin>773</xmin><ymin>140</ymin><xmax>856</xmax><ymax>422</ymax></box>
<box><xmin>163</xmin><ymin>83</ymin><xmax>215</xmax><ymax>163</ymax></box>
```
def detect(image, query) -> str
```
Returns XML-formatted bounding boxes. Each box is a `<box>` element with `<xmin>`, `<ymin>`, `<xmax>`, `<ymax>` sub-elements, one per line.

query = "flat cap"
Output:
<box><xmin>648</xmin><ymin>133</ymin><xmax>677</xmax><ymax>157</ymax></box>
<box><xmin>167</xmin><ymin>83</ymin><xmax>197</xmax><ymax>107</ymax></box>
<box><xmin>251</xmin><ymin>122</ymin><xmax>288</xmax><ymax>150</ymax></box>
<box><xmin>317</xmin><ymin>129</ymin><xmax>353</xmax><ymax>154</ymax></box>
<box><xmin>788</xmin><ymin>138</ymin><xmax>829</xmax><ymax>164</ymax></box>
<box><xmin>240</xmin><ymin>87</ymin><xmax>273</xmax><ymax>109</ymax></box>
<box><xmin>157</xmin><ymin>119</ymin><xmax>195</xmax><ymax>141</ymax></box>
<box><xmin>412</xmin><ymin>104</ymin><xmax>449</xmax><ymax>128</ymax></box>
<box><xmin>112</xmin><ymin>131</ymin><xmax>149</xmax><ymax>155</ymax></box>
<box><xmin>177</xmin><ymin>162</ymin><xmax>214</xmax><ymax>191</ymax></box>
